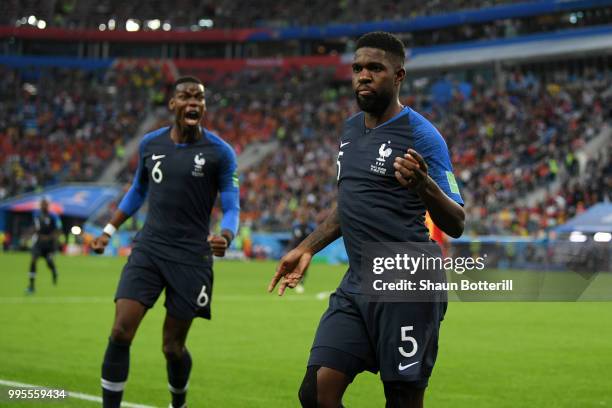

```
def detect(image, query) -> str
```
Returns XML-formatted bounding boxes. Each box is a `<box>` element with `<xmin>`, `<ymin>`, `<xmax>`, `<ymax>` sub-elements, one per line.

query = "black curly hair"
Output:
<box><xmin>355</xmin><ymin>31</ymin><xmax>406</xmax><ymax>66</ymax></box>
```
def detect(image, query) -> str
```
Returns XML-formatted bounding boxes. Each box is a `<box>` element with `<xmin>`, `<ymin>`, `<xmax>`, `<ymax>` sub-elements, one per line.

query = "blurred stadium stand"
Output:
<box><xmin>2</xmin><ymin>1</ymin><xmax>612</xmax><ymax>57</ymax></box>
<box><xmin>0</xmin><ymin>0</ymin><xmax>610</xmax><ymax>257</ymax></box>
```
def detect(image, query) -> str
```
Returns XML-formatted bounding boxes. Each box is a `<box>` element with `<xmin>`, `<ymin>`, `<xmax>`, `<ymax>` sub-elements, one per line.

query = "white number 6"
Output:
<box><xmin>152</xmin><ymin>161</ymin><xmax>163</xmax><ymax>183</ymax></box>
<box><xmin>398</xmin><ymin>326</ymin><xmax>418</xmax><ymax>358</ymax></box>
<box><xmin>196</xmin><ymin>285</ymin><xmax>209</xmax><ymax>307</ymax></box>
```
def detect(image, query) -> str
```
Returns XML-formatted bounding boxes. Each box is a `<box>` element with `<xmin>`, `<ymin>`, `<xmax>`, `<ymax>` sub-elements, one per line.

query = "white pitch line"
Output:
<box><xmin>0</xmin><ymin>379</ymin><xmax>157</xmax><ymax>407</ymax></box>
<box><xmin>0</xmin><ymin>297</ymin><xmax>109</xmax><ymax>304</ymax></box>
<box><xmin>0</xmin><ymin>294</ymin><xmax>330</xmax><ymax>304</ymax></box>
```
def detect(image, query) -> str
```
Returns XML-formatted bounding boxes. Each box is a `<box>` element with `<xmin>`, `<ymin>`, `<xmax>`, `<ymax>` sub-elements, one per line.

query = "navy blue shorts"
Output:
<box><xmin>32</xmin><ymin>240</ymin><xmax>55</xmax><ymax>258</ymax></box>
<box><xmin>308</xmin><ymin>287</ymin><xmax>446</xmax><ymax>388</ymax></box>
<box><xmin>115</xmin><ymin>248</ymin><xmax>213</xmax><ymax>320</ymax></box>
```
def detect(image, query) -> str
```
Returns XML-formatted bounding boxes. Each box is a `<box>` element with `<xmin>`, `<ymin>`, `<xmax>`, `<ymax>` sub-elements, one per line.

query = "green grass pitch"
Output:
<box><xmin>0</xmin><ymin>252</ymin><xmax>611</xmax><ymax>407</ymax></box>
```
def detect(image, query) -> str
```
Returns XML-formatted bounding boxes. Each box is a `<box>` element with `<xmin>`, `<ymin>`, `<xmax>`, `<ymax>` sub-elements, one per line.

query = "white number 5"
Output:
<box><xmin>398</xmin><ymin>326</ymin><xmax>418</xmax><ymax>358</ymax></box>
<box><xmin>196</xmin><ymin>285</ymin><xmax>209</xmax><ymax>307</ymax></box>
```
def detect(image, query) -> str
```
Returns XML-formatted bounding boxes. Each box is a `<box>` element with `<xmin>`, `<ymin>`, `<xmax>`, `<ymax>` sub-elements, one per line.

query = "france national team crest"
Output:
<box><xmin>192</xmin><ymin>153</ymin><xmax>205</xmax><ymax>177</ymax></box>
<box><xmin>371</xmin><ymin>141</ymin><xmax>392</xmax><ymax>175</ymax></box>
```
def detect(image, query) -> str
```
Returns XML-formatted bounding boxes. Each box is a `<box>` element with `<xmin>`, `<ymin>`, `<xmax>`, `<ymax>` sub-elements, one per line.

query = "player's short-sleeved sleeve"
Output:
<box><xmin>411</xmin><ymin>111</ymin><xmax>463</xmax><ymax>206</ymax></box>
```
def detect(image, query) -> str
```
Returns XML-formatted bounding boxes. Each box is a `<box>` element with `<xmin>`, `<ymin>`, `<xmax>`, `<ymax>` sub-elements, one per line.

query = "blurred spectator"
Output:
<box><xmin>0</xmin><ymin>63</ymin><xmax>172</xmax><ymax>197</ymax></box>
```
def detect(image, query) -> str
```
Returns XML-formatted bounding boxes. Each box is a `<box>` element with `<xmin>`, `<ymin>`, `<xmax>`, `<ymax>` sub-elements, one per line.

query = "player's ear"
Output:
<box><xmin>168</xmin><ymin>97</ymin><xmax>176</xmax><ymax>111</ymax></box>
<box><xmin>395</xmin><ymin>67</ymin><xmax>406</xmax><ymax>85</ymax></box>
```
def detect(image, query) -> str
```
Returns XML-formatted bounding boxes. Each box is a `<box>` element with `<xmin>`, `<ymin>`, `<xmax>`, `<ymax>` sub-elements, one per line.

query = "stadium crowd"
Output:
<box><xmin>468</xmin><ymin>152</ymin><xmax>611</xmax><ymax>236</ymax></box>
<box><xmin>4</xmin><ymin>0</ymin><xmax>523</xmax><ymax>30</ymax></box>
<box><xmin>231</xmin><ymin>66</ymin><xmax>611</xmax><ymax>235</ymax></box>
<box><xmin>0</xmin><ymin>63</ymin><xmax>171</xmax><ymax>200</ymax></box>
<box><xmin>429</xmin><ymin>70</ymin><xmax>610</xmax><ymax>207</ymax></box>
<box><xmin>205</xmin><ymin>66</ymin><xmax>343</xmax><ymax>154</ymax></box>
<box><xmin>1</xmin><ymin>60</ymin><xmax>609</xmax><ymax>237</ymax></box>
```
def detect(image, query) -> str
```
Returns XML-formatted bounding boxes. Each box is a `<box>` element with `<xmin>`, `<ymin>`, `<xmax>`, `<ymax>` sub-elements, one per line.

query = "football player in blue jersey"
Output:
<box><xmin>26</xmin><ymin>198</ymin><xmax>61</xmax><ymax>293</ymax></box>
<box><xmin>269</xmin><ymin>32</ymin><xmax>465</xmax><ymax>408</ymax></box>
<box><xmin>91</xmin><ymin>76</ymin><xmax>240</xmax><ymax>408</ymax></box>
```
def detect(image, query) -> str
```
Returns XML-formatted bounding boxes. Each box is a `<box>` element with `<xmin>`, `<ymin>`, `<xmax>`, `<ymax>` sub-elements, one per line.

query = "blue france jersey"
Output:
<box><xmin>33</xmin><ymin>211</ymin><xmax>61</xmax><ymax>235</ymax></box>
<box><xmin>336</xmin><ymin>107</ymin><xmax>463</xmax><ymax>293</ymax></box>
<box><xmin>118</xmin><ymin>127</ymin><xmax>240</xmax><ymax>265</ymax></box>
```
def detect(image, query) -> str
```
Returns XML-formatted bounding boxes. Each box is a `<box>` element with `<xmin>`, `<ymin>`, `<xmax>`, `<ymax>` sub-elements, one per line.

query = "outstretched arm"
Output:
<box><xmin>268</xmin><ymin>204</ymin><xmax>341</xmax><ymax>295</ymax></box>
<box><xmin>90</xmin><ymin>201</ymin><xmax>143</xmax><ymax>254</ymax></box>
<box><xmin>91</xmin><ymin>144</ymin><xmax>149</xmax><ymax>254</ymax></box>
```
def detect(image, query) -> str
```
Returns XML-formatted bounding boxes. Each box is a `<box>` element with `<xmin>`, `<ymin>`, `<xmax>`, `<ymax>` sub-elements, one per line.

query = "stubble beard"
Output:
<box><xmin>355</xmin><ymin>91</ymin><xmax>392</xmax><ymax>117</ymax></box>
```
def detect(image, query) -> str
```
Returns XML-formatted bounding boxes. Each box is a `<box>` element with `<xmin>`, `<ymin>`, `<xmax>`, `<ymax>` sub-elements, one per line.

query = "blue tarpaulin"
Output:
<box><xmin>554</xmin><ymin>203</ymin><xmax>612</xmax><ymax>233</ymax></box>
<box><xmin>0</xmin><ymin>184</ymin><xmax>121</xmax><ymax>229</ymax></box>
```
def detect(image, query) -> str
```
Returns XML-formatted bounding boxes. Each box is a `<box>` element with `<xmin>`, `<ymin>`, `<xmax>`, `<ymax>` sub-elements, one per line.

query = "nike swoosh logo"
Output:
<box><xmin>340</xmin><ymin>141</ymin><xmax>350</xmax><ymax>148</ymax></box>
<box><xmin>398</xmin><ymin>361</ymin><xmax>419</xmax><ymax>371</ymax></box>
<box><xmin>152</xmin><ymin>154</ymin><xmax>166</xmax><ymax>160</ymax></box>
